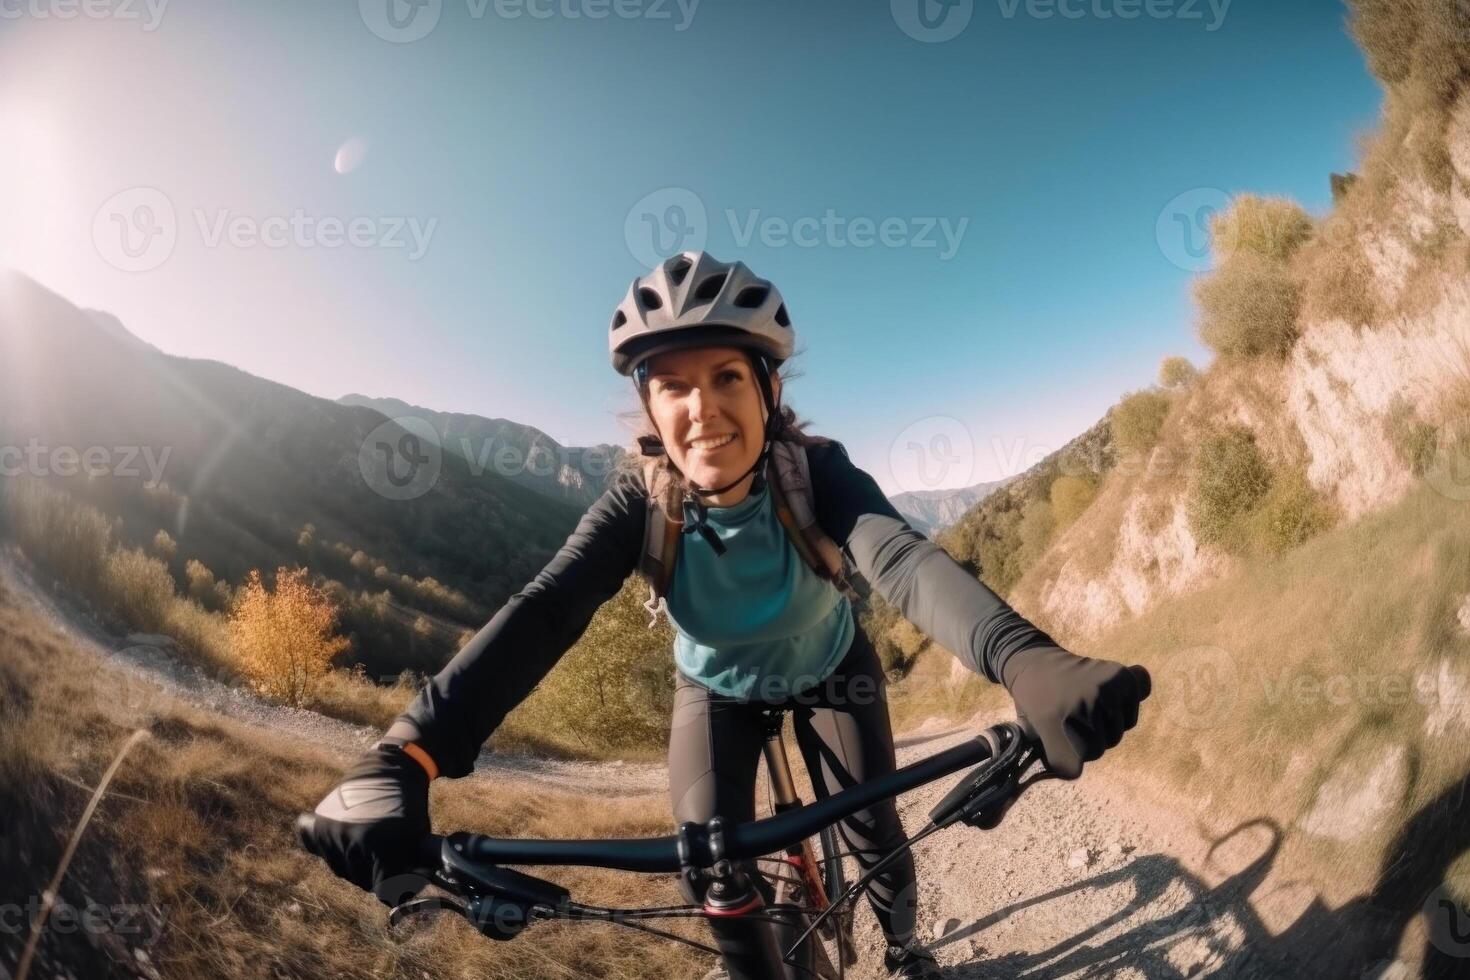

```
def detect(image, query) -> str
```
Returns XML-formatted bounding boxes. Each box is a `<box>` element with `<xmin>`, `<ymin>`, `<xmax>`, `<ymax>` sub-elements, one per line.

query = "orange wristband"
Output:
<box><xmin>402</xmin><ymin>742</ymin><xmax>439</xmax><ymax>781</ymax></box>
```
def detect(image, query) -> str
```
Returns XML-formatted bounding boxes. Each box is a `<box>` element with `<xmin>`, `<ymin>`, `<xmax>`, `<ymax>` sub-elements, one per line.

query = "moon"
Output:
<box><xmin>334</xmin><ymin>137</ymin><xmax>368</xmax><ymax>175</ymax></box>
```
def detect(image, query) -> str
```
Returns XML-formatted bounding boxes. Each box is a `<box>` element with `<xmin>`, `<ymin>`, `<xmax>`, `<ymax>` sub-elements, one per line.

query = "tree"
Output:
<box><xmin>230</xmin><ymin>567</ymin><xmax>349</xmax><ymax>706</ymax></box>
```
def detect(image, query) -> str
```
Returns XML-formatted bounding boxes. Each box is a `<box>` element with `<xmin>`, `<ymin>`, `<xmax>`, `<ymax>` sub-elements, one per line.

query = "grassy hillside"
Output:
<box><xmin>0</xmin><ymin>270</ymin><xmax>586</xmax><ymax>677</ymax></box>
<box><xmin>886</xmin><ymin>5</ymin><xmax>1470</xmax><ymax>967</ymax></box>
<box><xmin>0</xmin><ymin>577</ymin><xmax>707</xmax><ymax>980</ymax></box>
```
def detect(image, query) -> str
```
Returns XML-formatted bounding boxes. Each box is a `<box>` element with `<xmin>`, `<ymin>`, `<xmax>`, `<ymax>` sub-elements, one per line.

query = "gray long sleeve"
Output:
<box><xmin>808</xmin><ymin>441</ymin><xmax>1056</xmax><ymax>683</ymax></box>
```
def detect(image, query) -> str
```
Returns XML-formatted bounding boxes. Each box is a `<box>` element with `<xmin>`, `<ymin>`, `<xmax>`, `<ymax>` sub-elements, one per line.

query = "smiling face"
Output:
<box><xmin>642</xmin><ymin>345</ymin><xmax>780</xmax><ymax>506</ymax></box>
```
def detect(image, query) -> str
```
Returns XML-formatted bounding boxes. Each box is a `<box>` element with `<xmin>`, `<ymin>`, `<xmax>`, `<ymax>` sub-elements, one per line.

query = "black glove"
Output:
<box><xmin>1002</xmin><ymin>645</ymin><xmax>1150</xmax><ymax>779</ymax></box>
<box><xmin>301</xmin><ymin>744</ymin><xmax>432</xmax><ymax>905</ymax></box>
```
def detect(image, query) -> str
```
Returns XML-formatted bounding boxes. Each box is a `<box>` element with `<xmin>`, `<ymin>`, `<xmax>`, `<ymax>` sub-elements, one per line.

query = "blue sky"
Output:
<box><xmin>0</xmin><ymin>0</ymin><xmax>1382</xmax><ymax>492</ymax></box>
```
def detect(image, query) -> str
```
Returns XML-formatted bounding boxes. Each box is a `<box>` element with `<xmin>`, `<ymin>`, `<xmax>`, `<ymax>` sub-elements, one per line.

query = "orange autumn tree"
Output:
<box><xmin>230</xmin><ymin>566</ymin><xmax>349</xmax><ymax>706</ymax></box>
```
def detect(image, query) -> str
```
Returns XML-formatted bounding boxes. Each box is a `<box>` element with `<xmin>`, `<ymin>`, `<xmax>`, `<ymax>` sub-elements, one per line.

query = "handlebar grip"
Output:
<box><xmin>1128</xmin><ymin>665</ymin><xmax>1152</xmax><ymax>700</ymax></box>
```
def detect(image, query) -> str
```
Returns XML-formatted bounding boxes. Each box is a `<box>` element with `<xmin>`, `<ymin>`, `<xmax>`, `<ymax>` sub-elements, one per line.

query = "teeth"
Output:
<box><xmin>690</xmin><ymin>433</ymin><xmax>735</xmax><ymax>450</ymax></box>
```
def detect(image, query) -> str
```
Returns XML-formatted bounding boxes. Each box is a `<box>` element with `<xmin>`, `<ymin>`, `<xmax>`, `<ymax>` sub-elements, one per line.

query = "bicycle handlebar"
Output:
<box><xmin>297</xmin><ymin>722</ymin><xmax>1033</xmax><ymax>876</ymax></box>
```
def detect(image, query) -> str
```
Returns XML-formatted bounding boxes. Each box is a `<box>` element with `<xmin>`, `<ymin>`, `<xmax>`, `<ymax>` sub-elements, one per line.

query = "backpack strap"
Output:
<box><xmin>768</xmin><ymin>441</ymin><xmax>866</xmax><ymax>603</ymax></box>
<box><xmin>638</xmin><ymin>459</ymin><xmax>683</xmax><ymax>628</ymax></box>
<box><xmin>636</xmin><ymin>441</ymin><xmax>868</xmax><ymax>627</ymax></box>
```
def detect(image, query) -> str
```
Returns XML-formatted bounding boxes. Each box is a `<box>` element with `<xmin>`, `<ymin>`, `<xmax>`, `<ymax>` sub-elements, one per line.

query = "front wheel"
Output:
<box><xmin>760</xmin><ymin>826</ymin><xmax>856</xmax><ymax>979</ymax></box>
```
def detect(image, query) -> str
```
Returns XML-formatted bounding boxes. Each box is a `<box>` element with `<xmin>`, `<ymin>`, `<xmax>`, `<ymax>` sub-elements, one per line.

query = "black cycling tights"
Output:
<box><xmin>667</xmin><ymin>627</ymin><xmax>918</xmax><ymax>969</ymax></box>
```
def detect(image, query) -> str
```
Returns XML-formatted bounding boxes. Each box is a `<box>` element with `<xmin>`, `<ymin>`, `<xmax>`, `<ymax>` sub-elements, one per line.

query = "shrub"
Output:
<box><xmin>1016</xmin><ymin>499</ymin><xmax>1056</xmax><ymax>569</ymax></box>
<box><xmin>151</xmin><ymin>529</ymin><xmax>177</xmax><ymax>560</ymax></box>
<box><xmin>515</xmin><ymin>575</ymin><xmax>675</xmax><ymax>750</ymax></box>
<box><xmin>1300</xmin><ymin>234</ymin><xmax>1379</xmax><ymax>327</ymax></box>
<box><xmin>1212</xmin><ymin>195</ymin><xmax>1314</xmax><ymax>263</ymax></box>
<box><xmin>1189</xmin><ymin>426</ymin><xmax>1273</xmax><ymax>550</ymax></box>
<box><xmin>230</xmin><ymin>567</ymin><xmax>349</xmax><ymax>706</ymax></box>
<box><xmin>1195</xmin><ymin>253</ymin><xmax>1303</xmax><ymax>360</ymax></box>
<box><xmin>1159</xmin><ymin>356</ymin><xmax>1199</xmax><ymax>390</ymax></box>
<box><xmin>1050</xmin><ymin>474</ymin><xmax>1099</xmax><ymax>530</ymax></box>
<box><xmin>1349</xmin><ymin>0</ymin><xmax>1470</xmax><ymax>99</ymax></box>
<box><xmin>1</xmin><ymin>480</ymin><xmax>113</xmax><ymax>593</ymax></box>
<box><xmin>1349</xmin><ymin>0</ymin><xmax>1417</xmax><ymax>84</ymax></box>
<box><xmin>102</xmin><ymin>547</ymin><xmax>177</xmax><ymax>634</ymax></box>
<box><xmin>1111</xmin><ymin>389</ymin><xmax>1174</xmax><ymax>456</ymax></box>
<box><xmin>1247</xmin><ymin>467</ymin><xmax>1338</xmax><ymax>554</ymax></box>
<box><xmin>1386</xmin><ymin>398</ymin><xmax>1440</xmax><ymax>476</ymax></box>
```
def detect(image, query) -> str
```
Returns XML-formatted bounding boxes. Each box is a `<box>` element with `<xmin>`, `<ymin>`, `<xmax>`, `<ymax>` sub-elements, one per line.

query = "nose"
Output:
<box><xmin>686</xmin><ymin>384</ymin><xmax>717</xmax><ymax>423</ymax></box>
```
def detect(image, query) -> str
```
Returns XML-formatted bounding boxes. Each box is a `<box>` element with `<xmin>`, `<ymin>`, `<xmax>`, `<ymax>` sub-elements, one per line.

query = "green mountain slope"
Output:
<box><xmin>0</xmin><ymin>270</ymin><xmax>585</xmax><ymax>673</ymax></box>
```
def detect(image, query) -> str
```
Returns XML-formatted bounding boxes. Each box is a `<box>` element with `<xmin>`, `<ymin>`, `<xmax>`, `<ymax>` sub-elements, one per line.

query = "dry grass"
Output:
<box><xmin>896</xmin><ymin>484</ymin><xmax>1470</xmax><ymax>921</ymax></box>
<box><xmin>0</xmin><ymin>580</ymin><xmax>709</xmax><ymax>980</ymax></box>
<box><xmin>1090</xmin><ymin>482</ymin><xmax>1470</xmax><ymax>903</ymax></box>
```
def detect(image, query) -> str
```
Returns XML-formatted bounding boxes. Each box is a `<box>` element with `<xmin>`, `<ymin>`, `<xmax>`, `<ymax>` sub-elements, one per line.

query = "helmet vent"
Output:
<box><xmin>611</xmin><ymin>310</ymin><xmax>627</xmax><ymax>330</ymax></box>
<box><xmin>668</xmin><ymin>256</ymin><xmax>693</xmax><ymax>285</ymax></box>
<box><xmin>733</xmin><ymin>285</ymin><xmax>769</xmax><ymax>308</ymax></box>
<box><xmin>638</xmin><ymin>287</ymin><xmax>663</xmax><ymax>311</ymax></box>
<box><xmin>693</xmin><ymin>273</ymin><xmax>727</xmax><ymax>302</ymax></box>
<box><xmin>774</xmin><ymin>304</ymin><xmax>791</xmax><ymax>328</ymax></box>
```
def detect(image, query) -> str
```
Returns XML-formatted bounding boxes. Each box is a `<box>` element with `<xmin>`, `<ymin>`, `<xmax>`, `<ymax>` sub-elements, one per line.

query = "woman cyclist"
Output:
<box><xmin>301</xmin><ymin>251</ymin><xmax>1151</xmax><ymax>979</ymax></box>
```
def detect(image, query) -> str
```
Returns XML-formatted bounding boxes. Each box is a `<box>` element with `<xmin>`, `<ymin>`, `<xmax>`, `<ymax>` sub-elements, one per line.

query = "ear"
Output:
<box><xmin>771</xmin><ymin>370</ymin><xmax>783</xmax><ymax>404</ymax></box>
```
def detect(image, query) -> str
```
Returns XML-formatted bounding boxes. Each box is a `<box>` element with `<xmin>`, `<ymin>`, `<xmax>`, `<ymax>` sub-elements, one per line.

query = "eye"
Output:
<box><xmin>718</xmin><ymin>369</ymin><xmax>744</xmax><ymax>385</ymax></box>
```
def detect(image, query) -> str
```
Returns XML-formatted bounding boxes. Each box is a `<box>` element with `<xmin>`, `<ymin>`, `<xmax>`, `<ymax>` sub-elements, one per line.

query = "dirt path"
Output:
<box><xmin>2</xmin><ymin>549</ymin><xmax>1415</xmax><ymax>978</ymax></box>
<box><xmin>0</xmin><ymin>550</ymin><xmax>666</xmax><ymax>798</ymax></box>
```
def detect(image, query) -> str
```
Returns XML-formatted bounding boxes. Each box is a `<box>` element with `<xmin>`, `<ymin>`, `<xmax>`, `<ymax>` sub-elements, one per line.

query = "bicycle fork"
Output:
<box><xmin>762</xmin><ymin>720</ymin><xmax>831</xmax><ymax>908</ymax></box>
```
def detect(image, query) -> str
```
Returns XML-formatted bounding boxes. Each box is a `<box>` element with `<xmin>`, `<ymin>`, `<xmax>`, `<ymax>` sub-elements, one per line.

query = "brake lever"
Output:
<box><xmin>388</xmin><ymin>894</ymin><xmax>470</xmax><ymax>928</ymax></box>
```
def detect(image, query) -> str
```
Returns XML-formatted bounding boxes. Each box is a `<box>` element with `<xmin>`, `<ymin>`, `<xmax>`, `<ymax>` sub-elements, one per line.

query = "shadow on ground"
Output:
<box><xmin>928</xmin><ymin>769</ymin><xmax>1470</xmax><ymax>980</ymax></box>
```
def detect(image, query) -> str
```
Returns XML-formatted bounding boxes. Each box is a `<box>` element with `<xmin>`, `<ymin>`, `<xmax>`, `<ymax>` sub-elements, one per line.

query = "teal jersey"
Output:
<box><xmin>664</xmin><ymin>478</ymin><xmax>854</xmax><ymax>701</ymax></box>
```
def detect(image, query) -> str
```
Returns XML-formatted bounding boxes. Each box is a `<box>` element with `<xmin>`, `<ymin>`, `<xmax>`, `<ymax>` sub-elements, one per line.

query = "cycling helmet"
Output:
<box><xmin>609</xmin><ymin>251</ymin><xmax>794</xmax><ymax>377</ymax></box>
